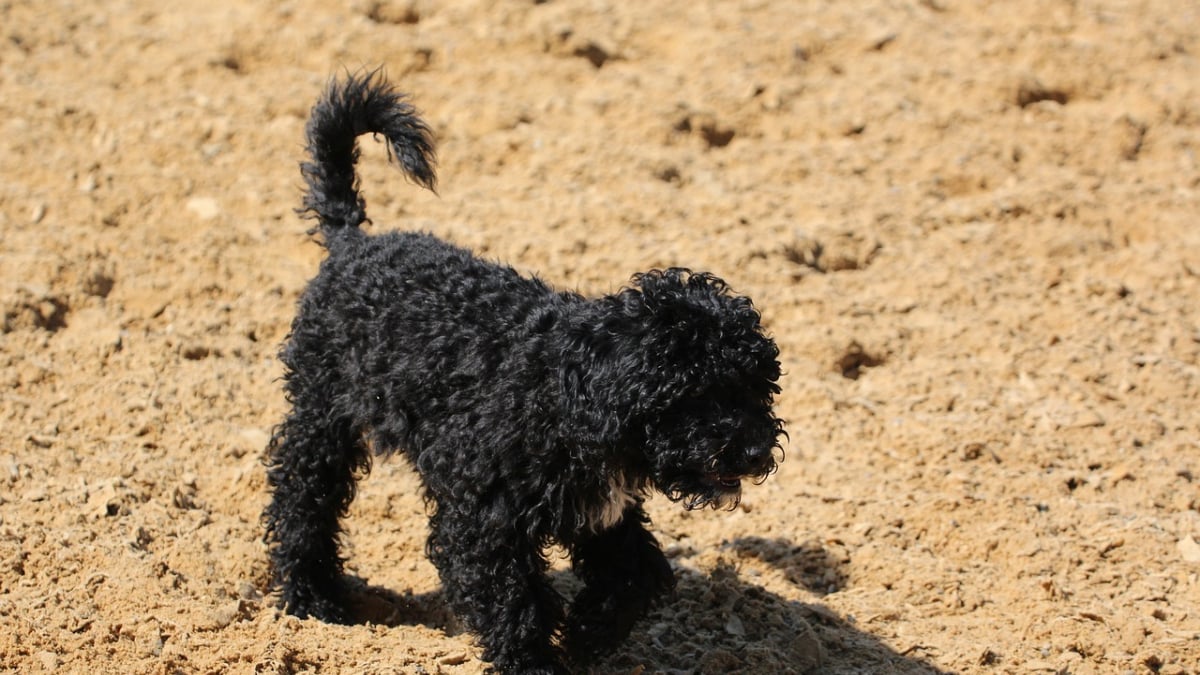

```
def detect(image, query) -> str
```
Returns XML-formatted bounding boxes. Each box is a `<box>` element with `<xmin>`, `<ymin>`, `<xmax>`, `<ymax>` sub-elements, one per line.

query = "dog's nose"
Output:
<box><xmin>746</xmin><ymin>444</ymin><xmax>772</xmax><ymax>461</ymax></box>
<box><xmin>743</xmin><ymin>444</ymin><xmax>775</xmax><ymax>470</ymax></box>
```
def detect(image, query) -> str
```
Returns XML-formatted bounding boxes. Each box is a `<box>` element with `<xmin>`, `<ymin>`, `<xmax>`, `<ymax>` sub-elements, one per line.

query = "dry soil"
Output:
<box><xmin>2</xmin><ymin>1</ymin><xmax>1199</xmax><ymax>673</ymax></box>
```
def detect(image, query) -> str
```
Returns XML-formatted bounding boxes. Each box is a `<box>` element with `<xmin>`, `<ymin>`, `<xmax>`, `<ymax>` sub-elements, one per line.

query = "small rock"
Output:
<box><xmin>438</xmin><ymin>652</ymin><xmax>469</xmax><ymax>666</ymax></box>
<box><xmin>699</xmin><ymin>649</ymin><xmax>743</xmax><ymax>671</ymax></box>
<box><xmin>36</xmin><ymin>650</ymin><xmax>59</xmax><ymax>670</ymax></box>
<box><xmin>136</xmin><ymin>621</ymin><xmax>163</xmax><ymax>656</ymax></box>
<box><xmin>203</xmin><ymin>601</ymin><xmax>243</xmax><ymax>630</ymax></box>
<box><xmin>237</xmin><ymin>427</ymin><xmax>271</xmax><ymax>453</ymax></box>
<box><xmin>1071</xmin><ymin>408</ymin><xmax>1106</xmax><ymax>428</ymax></box>
<box><xmin>1178</xmin><ymin>535</ymin><xmax>1200</xmax><ymax>563</ymax></box>
<box><xmin>724</xmin><ymin>613</ymin><xmax>746</xmax><ymax>636</ymax></box>
<box><xmin>186</xmin><ymin>197</ymin><xmax>221</xmax><ymax>220</ymax></box>
<box><xmin>237</xmin><ymin>581</ymin><xmax>262</xmax><ymax>601</ymax></box>
<box><xmin>868</xmin><ymin>31</ymin><xmax>898</xmax><ymax>51</ymax></box>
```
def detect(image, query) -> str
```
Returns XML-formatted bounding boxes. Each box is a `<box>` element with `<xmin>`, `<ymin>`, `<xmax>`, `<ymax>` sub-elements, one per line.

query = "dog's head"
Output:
<box><xmin>563</xmin><ymin>268</ymin><xmax>784</xmax><ymax>509</ymax></box>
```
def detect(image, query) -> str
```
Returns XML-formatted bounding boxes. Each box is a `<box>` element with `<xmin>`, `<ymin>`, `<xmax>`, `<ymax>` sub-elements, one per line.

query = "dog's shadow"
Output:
<box><xmin>341</xmin><ymin>538</ymin><xmax>951</xmax><ymax>674</ymax></box>
<box><xmin>726</xmin><ymin>536</ymin><xmax>850</xmax><ymax>596</ymax></box>
<box><xmin>342</xmin><ymin>580</ymin><xmax>459</xmax><ymax>633</ymax></box>
<box><xmin>592</xmin><ymin>544</ymin><xmax>951</xmax><ymax>675</ymax></box>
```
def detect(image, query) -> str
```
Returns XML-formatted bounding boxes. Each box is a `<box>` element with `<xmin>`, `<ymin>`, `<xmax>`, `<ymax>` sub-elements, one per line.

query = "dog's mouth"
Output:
<box><xmin>711</xmin><ymin>473</ymin><xmax>742</xmax><ymax>491</ymax></box>
<box><xmin>672</xmin><ymin>473</ymin><xmax>743</xmax><ymax>511</ymax></box>
<box><xmin>659</xmin><ymin>471</ymin><xmax>745</xmax><ymax>511</ymax></box>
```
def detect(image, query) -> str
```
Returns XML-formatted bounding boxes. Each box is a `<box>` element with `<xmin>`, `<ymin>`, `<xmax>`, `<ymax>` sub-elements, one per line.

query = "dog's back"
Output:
<box><xmin>287</xmin><ymin>71</ymin><xmax>569</xmax><ymax>452</ymax></box>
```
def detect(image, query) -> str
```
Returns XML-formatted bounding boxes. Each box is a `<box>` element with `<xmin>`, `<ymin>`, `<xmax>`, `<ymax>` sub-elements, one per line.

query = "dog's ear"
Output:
<box><xmin>560</xmin><ymin>324</ymin><xmax>629</xmax><ymax>447</ymax></box>
<box><xmin>560</xmin><ymin>269</ymin><xmax>780</xmax><ymax>447</ymax></box>
<box><xmin>560</xmin><ymin>283</ymin><xmax>686</xmax><ymax>447</ymax></box>
<box><xmin>631</xmin><ymin>268</ymin><xmax>781</xmax><ymax>399</ymax></box>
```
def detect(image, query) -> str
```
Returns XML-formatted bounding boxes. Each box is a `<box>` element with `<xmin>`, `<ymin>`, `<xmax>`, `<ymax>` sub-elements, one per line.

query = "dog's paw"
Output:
<box><xmin>562</xmin><ymin>625</ymin><xmax>615</xmax><ymax>665</ymax></box>
<box><xmin>523</xmin><ymin>664</ymin><xmax>569</xmax><ymax>675</ymax></box>
<box><xmin>562</xmin><ymin>591</ymin><xmax>635</xmax><ymax>664</ymax></box>
<box><xmin>485</xmin><ymin>657</ymin><xmax>570</xmax><ymax>675</ymax></box>
<box><xmin>279</xmin><ymin>582</ymin><xmax>352</xmax><ymax>625</ymax></box>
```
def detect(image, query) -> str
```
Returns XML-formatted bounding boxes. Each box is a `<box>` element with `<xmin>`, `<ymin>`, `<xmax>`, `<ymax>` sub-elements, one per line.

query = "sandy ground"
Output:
<box><xmin>2</xmin><ymin>1</ymin><xmax>1199</xmax><ymax>673</ymax></box>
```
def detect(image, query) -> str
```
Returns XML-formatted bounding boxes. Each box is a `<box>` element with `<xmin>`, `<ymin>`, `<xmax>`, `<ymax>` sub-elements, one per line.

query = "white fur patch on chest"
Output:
<box><xmin>583</xmin><ymin>474</ymin><xmax>639</xmax><ymax>532</ymax></box>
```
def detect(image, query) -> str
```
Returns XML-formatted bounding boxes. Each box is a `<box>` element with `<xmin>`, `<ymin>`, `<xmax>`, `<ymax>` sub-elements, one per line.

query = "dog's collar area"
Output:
<box><xmin>581</xmin><ymin>474</ymin><xmax>640</xmax><ymax>532</ymax></box>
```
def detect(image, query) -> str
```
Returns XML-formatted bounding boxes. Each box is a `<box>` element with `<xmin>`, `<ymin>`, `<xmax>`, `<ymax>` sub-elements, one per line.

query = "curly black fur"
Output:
<box><xmin>263</xmin><ymin>71</ymin><xmax>785</xmax><ymax>674</ymax></box>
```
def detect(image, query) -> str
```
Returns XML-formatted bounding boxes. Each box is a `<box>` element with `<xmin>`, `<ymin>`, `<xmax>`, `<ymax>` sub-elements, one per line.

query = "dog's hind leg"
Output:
<box><xmin>562</xmin><ymin>505</ymin><xmax>676</xmax><ymax>664</ymax></box>
<box><xmin>263</xmin><ymin>394</ymin><xmax>368</xmax><ymax>624</ymax></box>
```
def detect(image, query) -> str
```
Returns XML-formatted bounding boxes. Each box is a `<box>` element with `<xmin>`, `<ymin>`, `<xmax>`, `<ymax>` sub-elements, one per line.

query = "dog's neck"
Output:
<box><xmin>581</xmin><ymin>471</ymin><xmax>640</xmax><ymax>532</ymax></box>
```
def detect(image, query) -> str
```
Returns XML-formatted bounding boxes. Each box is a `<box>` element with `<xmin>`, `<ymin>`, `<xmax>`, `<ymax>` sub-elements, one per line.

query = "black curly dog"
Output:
<box><xmin>263</xmin><ymin>72</ymin><xmax>784</xmax><ymax>674</ymax></box>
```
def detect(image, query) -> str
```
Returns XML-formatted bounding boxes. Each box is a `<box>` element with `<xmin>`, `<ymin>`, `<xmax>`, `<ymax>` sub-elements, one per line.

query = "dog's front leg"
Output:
<box><xmin>563</xmin><ymin>505</ymin><xmax>676</xmax><ymax>664</ymax></box>
<box><xmin>427</xmin><ymin>508</ymin><xmax>567</xmax><ymax>674</ymax></box>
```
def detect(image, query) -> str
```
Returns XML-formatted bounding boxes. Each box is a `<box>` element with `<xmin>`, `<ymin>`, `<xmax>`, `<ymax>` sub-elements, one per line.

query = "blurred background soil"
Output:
<box><xmin>1</xmin><ymin>1</ymin><xmax>1198</xmax><ymax>673</ymax></box>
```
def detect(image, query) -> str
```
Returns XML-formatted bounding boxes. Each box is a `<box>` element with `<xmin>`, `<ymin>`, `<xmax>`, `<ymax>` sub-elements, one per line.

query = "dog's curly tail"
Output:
<box><xmin>300</xmin><ymin>69</ymin><xmax>437</xmax><ymax>237</ymax></box>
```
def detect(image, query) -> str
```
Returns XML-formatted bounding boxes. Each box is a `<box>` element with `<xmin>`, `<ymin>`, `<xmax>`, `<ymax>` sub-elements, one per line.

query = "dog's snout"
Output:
<box><xmin>742</xmin><ymin>443</ymin><xmax>778</xmax><ymax>478</ymax></box>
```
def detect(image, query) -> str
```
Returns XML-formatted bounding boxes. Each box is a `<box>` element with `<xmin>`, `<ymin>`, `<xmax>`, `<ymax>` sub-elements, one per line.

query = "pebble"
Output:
<box><xmin>1178</xmin><ymin>535</ymin><xmax>1200</xmax><ymax>563</ymax></box>
<box><xmin>724</xmin><ymin>614</ymin><xmax>746</xmax><ymax>636</ymax></box>
<box><xmin>438</xmin><ymin>652</ymin><xmax>469</xmax><ymax>666</ymax></box>
<box><xmin>36</xmin><ymin>651</ymin><xmax>59</xmax><ymax>670</ymax></box>
<box><xmin>205</xmin><ymin>603</ymin><xmax>241</xmax><ymax>630</ymax></box>
<box><xmin>186</xmin><ymin>196</ymin><xmax>221</xmax><ymax>220</ymax></box>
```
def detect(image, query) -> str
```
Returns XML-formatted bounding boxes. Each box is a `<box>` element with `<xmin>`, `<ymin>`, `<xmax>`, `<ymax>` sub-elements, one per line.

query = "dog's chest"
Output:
<box><xmin>583</xmin><ymin>475</ymin><xmax>639</xmax><ymax>531</ymax></box>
